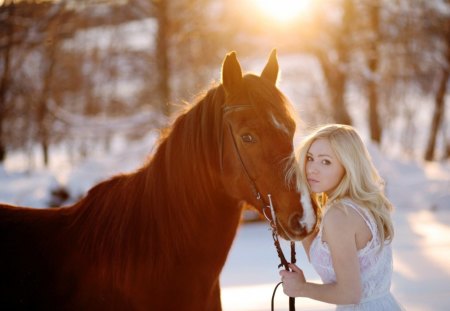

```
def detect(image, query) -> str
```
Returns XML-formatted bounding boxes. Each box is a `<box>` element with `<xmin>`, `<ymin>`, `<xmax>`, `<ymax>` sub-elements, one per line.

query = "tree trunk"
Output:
<box><xmin>317</xmin><ymin>62</ymin><xmax>352</xmax><ymax>125</ymax></box>
<box><xmin>37</xmin><ymin>39</ymin><xmax>57</xmax><ymax>167</ymax></box>
<box><xmin>424</xmin><ymin>29</ymin><xmax>450</xmax><ymax>161</ymax></box>
<box><xmin>331</xmin><ymin>68</ymin><xmax>352</xmax><ymax>125</ymax></box>
<box><xmin>0</xmin><ymin>5</ymin><xmax>15</xmax><ymax>163</ymax></box>
<box><xmin>424</xmin><ymin>65</ymin><xmax>449</xmax><ymax>161</ymax></box>
<box><xmin>445</xmin><ymin>138</ymin><xmax>450</xmax><ymax>159</ymax></box>
<box><xmin>316</xmin><ymin>49</ymin><xmax>352</xmax><ymax>125</ymax></box>
<box><xmin>316</xmin><ymin>0</ymin><xmax>353</xmax><ymax>125</ymax></box>
<box><xmin>367</xmin><ymin>0</ymin><xmax>382</xmax><ymax>144</ymax></box>
<box><xmin>0</xmin><ymin>48</ymin><xmax>9</xmax><ymax>162</ymax></box>
<box><xmin>155</xmin><ymin>0</ymin><xmax>171</xmax><ymax>116</ymax></box>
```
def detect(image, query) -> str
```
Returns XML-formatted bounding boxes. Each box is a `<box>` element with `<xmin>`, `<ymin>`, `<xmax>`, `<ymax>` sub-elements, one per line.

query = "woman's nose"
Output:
<box><xmin>306</xmin><ymin>162</ymin><xmax>317</xmax><ymax>174</ymax></box>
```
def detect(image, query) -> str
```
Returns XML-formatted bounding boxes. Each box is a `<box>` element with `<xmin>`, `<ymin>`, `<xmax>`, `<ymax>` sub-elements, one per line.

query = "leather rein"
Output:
<box><xmin>225</xmin><ymin>117</ymin><xmax>296</xmax><ymax>311</ymax></box>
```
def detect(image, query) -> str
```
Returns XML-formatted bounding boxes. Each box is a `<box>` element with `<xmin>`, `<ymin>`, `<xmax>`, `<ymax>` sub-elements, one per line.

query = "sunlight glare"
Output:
<box><xmin>252</xmin><ymin>0</ymin><xmax>313</xmax><ymax>23</ymax></box>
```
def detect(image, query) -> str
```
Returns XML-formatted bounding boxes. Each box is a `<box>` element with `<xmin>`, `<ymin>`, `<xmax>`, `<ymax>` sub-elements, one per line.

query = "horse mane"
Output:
<box><xmin>69</xmin><ymin>83</ymin><xmax>227</xmax><ymax>282</ymax></box>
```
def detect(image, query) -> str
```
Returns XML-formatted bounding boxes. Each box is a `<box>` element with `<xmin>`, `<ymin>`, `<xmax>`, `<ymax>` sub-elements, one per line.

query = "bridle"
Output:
<box><xmin>224</xmin><ymin>106</ymin><xmax>296</xmax><ymax>311</ymax></box>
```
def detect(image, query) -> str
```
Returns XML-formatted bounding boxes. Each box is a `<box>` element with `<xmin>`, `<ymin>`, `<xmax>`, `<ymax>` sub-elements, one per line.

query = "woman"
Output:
<box><xmin>281</xmin><ymin>124</ymin><xmax>403</xmax><ymax>310</ymax></box>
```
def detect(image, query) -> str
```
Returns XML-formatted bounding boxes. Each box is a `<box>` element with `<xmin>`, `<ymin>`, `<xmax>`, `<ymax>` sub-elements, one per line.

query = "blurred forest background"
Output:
<box><xmin>0</xmin><ymin>0</ymin><xmax>449</xmax><ymax>169</ymax></box>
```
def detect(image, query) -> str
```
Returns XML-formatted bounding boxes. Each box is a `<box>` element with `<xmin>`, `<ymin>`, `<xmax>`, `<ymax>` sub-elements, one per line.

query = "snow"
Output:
<box><xmin>0</xmin><ymin>166</ymin><xmax>59</xmax><ymax>208</ymax></box>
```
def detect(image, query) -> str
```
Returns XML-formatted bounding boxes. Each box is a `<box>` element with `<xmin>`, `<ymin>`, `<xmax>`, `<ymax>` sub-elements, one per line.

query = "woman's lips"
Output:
<box><xmin>307</xmin><ymin>178</ymin><xmax>319</xmax><ymax>184</ymax></box>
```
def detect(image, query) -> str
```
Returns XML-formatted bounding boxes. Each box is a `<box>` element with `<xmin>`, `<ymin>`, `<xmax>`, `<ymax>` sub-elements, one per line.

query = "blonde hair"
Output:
<box><xmin>295</xmin><ymin>124</ymin><xmax>394</xmax><ymax>244</ymax></box>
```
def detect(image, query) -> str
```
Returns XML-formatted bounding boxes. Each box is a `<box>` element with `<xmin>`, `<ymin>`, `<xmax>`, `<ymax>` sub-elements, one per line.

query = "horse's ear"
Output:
<box><xmin>222</xmin><ymin>51</ymin><xmax>243</xmax><ymax>95</ymax></box>
<box><xmin>261</xmin><ymin>49</ymin><xmax>279</xmax><ymax>85</ymax></box>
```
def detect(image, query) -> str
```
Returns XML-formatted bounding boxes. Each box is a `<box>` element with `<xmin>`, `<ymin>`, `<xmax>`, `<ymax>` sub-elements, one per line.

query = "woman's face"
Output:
<box><xmin>305</xmin><ymin>138</ymin><xmax>345</xmax><ymax>195</ymax></box>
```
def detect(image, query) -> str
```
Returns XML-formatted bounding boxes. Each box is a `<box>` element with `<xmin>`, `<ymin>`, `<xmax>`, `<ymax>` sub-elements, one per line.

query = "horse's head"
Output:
<box><xmin>219</xmin><ymin>50</ymin><xmax>318</xmax><ymax>241</ymax></box>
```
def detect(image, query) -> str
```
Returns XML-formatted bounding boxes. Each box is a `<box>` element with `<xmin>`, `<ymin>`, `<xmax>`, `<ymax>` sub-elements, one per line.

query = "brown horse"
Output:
<box><xmin>0</xmin><ymin>51</ymin><xmax>318</xmax><ymax>310</ymax></box>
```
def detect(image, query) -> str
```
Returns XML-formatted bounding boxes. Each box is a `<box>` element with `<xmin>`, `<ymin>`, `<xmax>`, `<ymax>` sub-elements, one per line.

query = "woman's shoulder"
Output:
<box><xmin>322</xmin><ymin>201</ymin><xmax>358</xmax><ymax>233</ymax></box>
<box><xmin>321</xmin><ymin>202</ymin><xmax>361</xmax><ymax>250</ymax></box>
<box><xmin>322</xmin><ymin>199</ymin><xmax>376</xmax><ymax>251</ymax></box>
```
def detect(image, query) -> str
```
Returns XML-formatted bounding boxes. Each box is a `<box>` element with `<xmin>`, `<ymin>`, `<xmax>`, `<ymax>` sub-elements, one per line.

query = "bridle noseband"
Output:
<box><xmin>224</xmin><ymin>108</ymin><xmax>296</xmax><ymax>311</ymax></box>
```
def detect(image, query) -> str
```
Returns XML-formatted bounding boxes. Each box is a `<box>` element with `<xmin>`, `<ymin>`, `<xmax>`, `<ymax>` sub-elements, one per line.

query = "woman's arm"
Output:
<box><xmin>281</xmin><ymin>206</ymin><xmax>362</xmax><ymax>305</ymax></box>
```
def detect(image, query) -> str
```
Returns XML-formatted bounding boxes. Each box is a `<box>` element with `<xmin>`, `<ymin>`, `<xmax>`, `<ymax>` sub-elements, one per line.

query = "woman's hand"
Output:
<box><xmin>279</xmin><ymin>263</ymin><xmax>306</xmax><ymax>297</ymax></box>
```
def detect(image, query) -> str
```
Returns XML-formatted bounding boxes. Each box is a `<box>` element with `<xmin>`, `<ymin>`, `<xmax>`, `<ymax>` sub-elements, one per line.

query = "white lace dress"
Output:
<box><xmin>309</xmin><ymin>198</ymin><xmax>403</xmax><ymax>310</ymax></box>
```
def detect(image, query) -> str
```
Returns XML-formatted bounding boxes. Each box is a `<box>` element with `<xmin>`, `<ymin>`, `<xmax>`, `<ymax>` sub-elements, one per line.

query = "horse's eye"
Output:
<box><xmin>241</xmin><ymin>133</ymin><xmax>255</xmax><ymax>143</ymax></box>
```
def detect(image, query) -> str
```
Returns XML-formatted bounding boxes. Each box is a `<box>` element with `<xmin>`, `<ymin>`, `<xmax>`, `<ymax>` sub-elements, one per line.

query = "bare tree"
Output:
<box><xmin>366</xmin><ymin>0</ymin><xmax>382</xmax><ymax>143</ymax></box>
<box><xmin>137</xmin><ymin>0</ymin><xmax>228</xmax><ymax>116</ymax></box>
<box><xmin>313</xmin><ymin>0</ymin><xmax>354</xmax><ymax>125</ymax></box>
<box><xmin>152</xmin><ymin>0</ymin><xmax>171</xmax><ymax>116</ymax></box>
<box><xmin>36</xmin><ymin>32</ymin><xmax>59</xmax><ymax>166</ymax></box>
<box><xmin>0</xmin><ymin>5</ymin><xmax>15</xmax><ymax>162</ymax></box>
<box><xmin>0</xmin><ymin>2</ymin><xmax>66</xmax><ymax>164</ymax></box>
<box><xmin>424</xmin><ymin>1</ymin><xmax>450</xmax><ymax>161</ymax></box>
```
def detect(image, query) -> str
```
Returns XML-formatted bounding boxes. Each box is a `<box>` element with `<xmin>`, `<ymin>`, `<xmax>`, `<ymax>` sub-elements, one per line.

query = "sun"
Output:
<box><xmin>252</xmin><ymin>0</ymin><xmax>313</xmax><ymax>23</ymax></box>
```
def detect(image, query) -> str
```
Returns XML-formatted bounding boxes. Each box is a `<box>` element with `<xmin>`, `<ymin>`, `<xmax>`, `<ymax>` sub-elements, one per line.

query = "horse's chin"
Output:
<box><xmin>277</xmin><ymin>214</ymin><xmax>310</xmax><ymax>241</ymax></box>
<box><xmin>279</xmin><ymin>193</ymin><xmax>318</xmax><ymax>241</ymax></box>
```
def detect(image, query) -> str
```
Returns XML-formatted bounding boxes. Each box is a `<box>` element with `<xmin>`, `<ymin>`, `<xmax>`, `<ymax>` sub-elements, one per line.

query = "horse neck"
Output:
<box><xmin>144</xmin><ymin>152</ymin><xmax>244</xmax><ymax>284</ymax></box>
<box><xmin>70</xmin><ymin>138</ymin><xmax>243</xmax><ymax>283</ymax></box>
<box><xmin>144</xmin><ymin>135</ymin><xmax>243</xmax><ymax>257</ymax></box>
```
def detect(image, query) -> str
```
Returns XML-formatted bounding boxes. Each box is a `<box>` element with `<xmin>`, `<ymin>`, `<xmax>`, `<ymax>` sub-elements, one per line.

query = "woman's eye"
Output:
<box><xmin>241</xmin><ymin>134</ymin><xmax>255</xmax><ymax>143</ymax></box>
<box><xmin>306</xmin><ymin>156</ymin><xmax>313</xmax><ymax>162</ymax></box>
<box><xmin>322</xmin><ymin>159</ymin><xmax>331</xmax><ymax>165</ymax></box>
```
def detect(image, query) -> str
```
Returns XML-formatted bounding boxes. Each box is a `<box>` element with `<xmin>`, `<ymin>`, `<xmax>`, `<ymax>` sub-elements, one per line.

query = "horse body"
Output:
<box><xmin>0</xmin><ymin>51</ymin><xmax>318</xmax><ymax>310</ymax></box>
<box><xmin>1</xmin><ymin>175</ymin><xmax>239</xmax><ymax>310</ymax></box>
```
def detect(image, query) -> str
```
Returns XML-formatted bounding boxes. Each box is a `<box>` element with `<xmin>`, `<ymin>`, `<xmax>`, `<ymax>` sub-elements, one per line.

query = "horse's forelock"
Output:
<box><xmin>242</xmin><ymin>75</ymin><xmax>297</xmax><ymax>134</ymax></box>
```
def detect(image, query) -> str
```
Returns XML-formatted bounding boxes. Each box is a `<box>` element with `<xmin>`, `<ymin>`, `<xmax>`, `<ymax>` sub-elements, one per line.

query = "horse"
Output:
<box><xmin>0</xmin><ymin>50</ymin><xmax>318</xmax><ymax>310</ymax></box>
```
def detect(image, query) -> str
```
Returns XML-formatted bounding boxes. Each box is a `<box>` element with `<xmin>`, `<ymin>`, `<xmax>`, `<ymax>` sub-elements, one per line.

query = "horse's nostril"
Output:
<box><xmin>289</xmin><ymin>212</ymin><xmax>306</xmax><ymax>235</ymax></box>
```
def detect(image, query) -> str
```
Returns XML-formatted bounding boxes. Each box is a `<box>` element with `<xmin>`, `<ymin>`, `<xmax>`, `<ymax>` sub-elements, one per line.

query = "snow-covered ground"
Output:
<box><xmin>221</xmin><ymin>208</ymin><xmax>450</xmax><ymax>311</ymax></box>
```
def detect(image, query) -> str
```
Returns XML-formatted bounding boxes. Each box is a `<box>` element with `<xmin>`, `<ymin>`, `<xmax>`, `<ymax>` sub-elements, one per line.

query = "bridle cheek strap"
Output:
<box><xmin>227</xmin><ymin>123</ymin><xmax>267</xmax><ymax>205</ymax></box>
